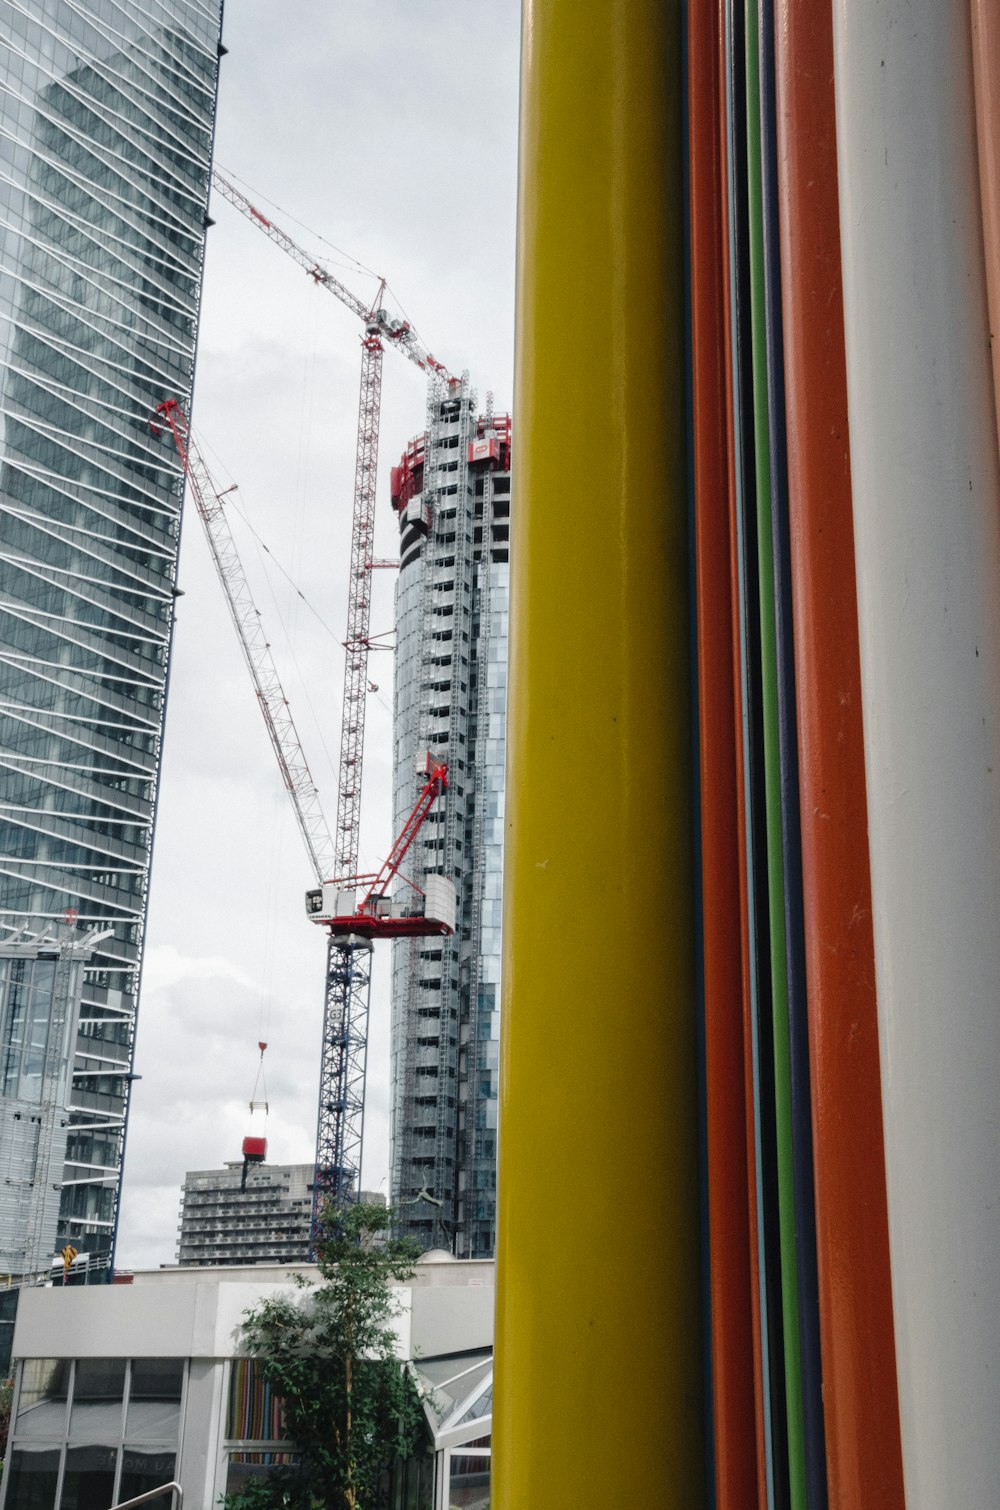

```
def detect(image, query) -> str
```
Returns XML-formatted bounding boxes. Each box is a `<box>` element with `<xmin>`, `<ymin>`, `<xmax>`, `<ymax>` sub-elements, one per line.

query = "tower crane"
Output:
<box><xmin>208</xmin><ymin>170</ymin><xmax>462</xmax><ymax>1237</ymax></box>
<box><xmin>152</xmin><ymin>400</ymin><xmax>456</xmax><ymax>1239</ymax></box>
<box><xmin>211</xmin><ymin>167</ymin><xmax>457</xmax><ymax>880</ymax></box>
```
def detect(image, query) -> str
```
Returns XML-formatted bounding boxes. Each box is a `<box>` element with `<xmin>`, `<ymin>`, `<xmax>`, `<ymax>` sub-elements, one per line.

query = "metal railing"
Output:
<box><xmin>109</xmin><ymin>1482</ymin><xmax>183</xmax><ymax>1510</ymax></box>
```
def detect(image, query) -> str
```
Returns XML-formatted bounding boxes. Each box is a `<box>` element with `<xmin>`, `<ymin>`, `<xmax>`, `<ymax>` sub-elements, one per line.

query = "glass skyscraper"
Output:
<box><xmin>0</xmin><ymin>0</ymin><xmax>223</xmax><ymax>1276</ymax></box>
<box><xmin>389</xmin><ymin>387</ymin><xmax>510</xmax><ymax>1258</ymax></box>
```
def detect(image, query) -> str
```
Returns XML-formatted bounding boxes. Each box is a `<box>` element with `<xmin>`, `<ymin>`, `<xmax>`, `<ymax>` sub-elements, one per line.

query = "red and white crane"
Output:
<box><xmin>211</xmin><ymin>168</ymin><xmax>457</xmax><ymax>881</ymax></box>
<box><xmin>208</xmin><ymin>170</ymin><xmax>461</xmax><ymax>1234</ymax></box>
<box><xmin>305</xmin><ymin>754</ymin><xmax>452</xmax><ymax>939</ymax></box>
<box><xmin>153</xmin><ymin>397</ymin><xmax>455</xmax><ymax>1238</ymax></box>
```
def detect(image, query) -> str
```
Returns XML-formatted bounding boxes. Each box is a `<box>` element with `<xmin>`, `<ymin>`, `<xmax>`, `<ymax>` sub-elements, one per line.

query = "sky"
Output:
<box><xmin>115</xmin><ymin>2</ymin><xmax>521</xmax><ymax>1269</ymax></box>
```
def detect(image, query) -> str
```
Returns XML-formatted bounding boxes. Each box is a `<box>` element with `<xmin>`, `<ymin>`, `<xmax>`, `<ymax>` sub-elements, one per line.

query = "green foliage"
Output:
<box><xmin>0</xmin><ymin>1375</ymin><xmax>12</xmax><ymax>1459</ymax></box>
<box><xmin>222</xmin><ymin>1204</ymin><xmax>424</xmax><ymax>1510</ymax></box>
<box><xmin>221</xmin><ymin>1466</ymin><xmax>318</xmax><ymax>1510</ymax></box>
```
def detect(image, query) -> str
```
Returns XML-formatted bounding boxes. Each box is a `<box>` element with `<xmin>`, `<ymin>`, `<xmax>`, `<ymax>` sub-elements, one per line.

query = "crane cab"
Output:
<box><xmin>304</xmin><ymin>872</ymin><xmax>457</xmax><ymax>938</ymax></box>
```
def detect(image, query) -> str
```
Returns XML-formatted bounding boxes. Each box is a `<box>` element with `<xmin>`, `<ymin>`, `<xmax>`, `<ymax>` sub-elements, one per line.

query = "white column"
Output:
<box><xmin>833</xmin><ymin>5</ymin><xmax>1000</xmax><ymax>1505</ymax></box>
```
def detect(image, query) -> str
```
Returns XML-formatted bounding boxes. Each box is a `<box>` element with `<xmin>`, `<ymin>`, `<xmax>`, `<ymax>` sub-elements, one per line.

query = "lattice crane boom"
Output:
<box><xmin>152</xmin><ymin>399</ymin><xmax>336</xmax><ymax>886</ymax></box>
<box><xmin>358</xmin><ymin>757</ymin><xmax>449</xmax><ymax>915</ymax></box>
<box><xmin>211</xmin><ymin>168</ymin><xmax>458</xmax><ymax>385</ymax></box>
<box><xmin>336</xmin><ymin>333</ymin><xmax>382</xmax><ymax>878</ymax></box>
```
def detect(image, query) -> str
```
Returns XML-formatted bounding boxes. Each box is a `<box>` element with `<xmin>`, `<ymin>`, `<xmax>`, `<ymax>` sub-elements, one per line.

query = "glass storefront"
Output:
<box><xmin>2</xmin><ymin>1358</ymin><xmax>183</xmax><ymax>1510</ymax></box>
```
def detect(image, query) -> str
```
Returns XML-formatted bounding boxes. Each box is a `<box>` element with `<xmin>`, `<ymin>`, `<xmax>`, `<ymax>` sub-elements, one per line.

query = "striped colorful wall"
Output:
<box><xmin>494</xmin><ymin>5</ymin><xmax>1000</xmax><ymax>1509</ymax></box>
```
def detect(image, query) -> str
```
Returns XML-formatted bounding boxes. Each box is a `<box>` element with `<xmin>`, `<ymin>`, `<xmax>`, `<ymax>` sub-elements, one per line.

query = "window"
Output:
<box><xmin>226</xmin><ymin>1358</ymin><xmax>286</xmax><ymax>1442</ymax></box>
<box><xmin>4</xmin><ymin>1447</ymin><xmax>61</xmax><ymax>1510</ymax></box>
<box><xmin>118</xmin><ymin>1450</ymin><xmax>178</xmax><ymax>1510</ymax></box>
<box><xmin>60</xmin><ymin>1445</ymin><xmax>117</xmax><ymax>1510</ymax></box>
<box><xmin>69</xmin><ymin>1358</ymin><xmax>126</xmax><ymax>1440</ymax></box>
<box><xmin>126</xmin><ymin>1359</ymin><xmax>183</xmax><ymax>1442</ymax></box>
<box><xmin>225</xmin><ymin>1452</ymin><xmax>299</xmax><ymax>1501</ymax></box>
<box><xmin>6</xmin><ymin>1359</ymin><xmax>184</xmax><ymax>1510</ymax></box>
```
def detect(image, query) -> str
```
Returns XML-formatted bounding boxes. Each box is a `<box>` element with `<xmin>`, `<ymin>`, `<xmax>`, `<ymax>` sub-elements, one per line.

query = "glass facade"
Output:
<box><xmin>0</xmin><ymin>0</ymin><xmax>223</xmax><ymax>1274</ymax></box>
<box><xmin>223</xmin><ymin>1358</ymin><xmax>296</xmax><ymax>1500</ymax></box>
<box><xmin>389</xmin><ymin>395</ymin><xmax>511</xmax><ymax>1257</ymax></box>
<box><xmin>408</xmin><ymin>1351</ymin><xmax>493</xmax><ymax>1510</ymax></box>
<box><xmin>0</xmin><ymin>951</ymin><xmax>80</xmax><ymax>1101</ymax></box>
<box><xmin>3</xmin><ymin>1356</ymin><xmax>183</xmax><ymax>1510</ymax></box>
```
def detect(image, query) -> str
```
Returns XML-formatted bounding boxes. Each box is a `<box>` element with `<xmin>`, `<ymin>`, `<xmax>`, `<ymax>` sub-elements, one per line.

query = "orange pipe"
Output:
<box><xmin>689</xmin><ymin>4</ymin><xmax>759</xmax><ymax>1506</ymax></box>
<box><xmin>772</xmin><ymin>5</ymin><xmax>905</xmax><ymax>1508</ymax></box>
<box><xmin>971</xmin><ymin>0</ymin><xmax>1000</xmax><ymax>466</ymax></box>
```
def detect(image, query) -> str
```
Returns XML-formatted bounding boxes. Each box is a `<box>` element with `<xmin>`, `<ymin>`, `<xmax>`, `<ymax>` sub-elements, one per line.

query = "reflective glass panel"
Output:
<box><xmin>15</xmin><ymin>1359</ymin><xmax>70</xmax><ymax>1439</ymax></box>
<box><xmin>118</xmin><ymin>1449</ymin><xmax>176</xmax><ymax>1510</ymax></box>
<box><xmin>125</xmin><ymin>1358</ymin><xmax>183</xmax><ymax>1443</ymax></box>
<box><xmin>69</xmin><ymin>1358</ymin><xmax>125</xmax><ymax>1443</ymax></box>
<box><xmin>4</xmin><ymin>1446</ymin><xmax>61</xmax><ymax>1510</ymax></box>
<box><xmin>226</xmin><ymin>1358</ymin><xmax>285</xmax><ymax>1441</ymax></box>
<box><xmin>59</xmin><ymin>1444</ymin><xmax>117</xmax><ymax>1510</ymax></box>
<box><xmin>447</xmin><ymin>1449</ymin><xmax>490</xmax><ymax>1510</ymax></box>
<box><xmin>456</xmin><ymin>1384</ymin><xmax>492</xmax><ymax>1426</ymax></box>
<box><xmin>225</xmin><ymin>1452</ymin><xmax>299</xmax><ymax>1498</ymax></box>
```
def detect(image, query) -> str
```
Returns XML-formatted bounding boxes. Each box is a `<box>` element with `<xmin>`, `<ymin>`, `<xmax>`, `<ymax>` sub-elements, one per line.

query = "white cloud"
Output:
<box><xmin>140</xmin><ymin>943</ymin><xmax>258</xmax><ymax>995</ymax></box>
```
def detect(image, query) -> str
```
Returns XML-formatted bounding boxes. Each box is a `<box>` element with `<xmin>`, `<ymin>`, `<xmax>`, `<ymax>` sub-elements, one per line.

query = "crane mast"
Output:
<box><xmin>337</xmin><ymin>332</ymin><xmax>381</xmax><ymax>878</ymax></box>
<box><xmin>210</xmin><ymin>171</ymin><xmax>462</xmax><ymax>1236</ymax></box>
<box><xmin>210</xmin><ymin>166</ymin><xmax>458</xmax><ymax>877</ymax></box>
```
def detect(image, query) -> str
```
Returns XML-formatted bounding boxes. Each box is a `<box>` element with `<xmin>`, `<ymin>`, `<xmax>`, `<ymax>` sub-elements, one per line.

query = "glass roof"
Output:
<box><xmin>410</xmin><ymin>1352</ymin><xmax>493</xmax><ymax>1443</ymax></box>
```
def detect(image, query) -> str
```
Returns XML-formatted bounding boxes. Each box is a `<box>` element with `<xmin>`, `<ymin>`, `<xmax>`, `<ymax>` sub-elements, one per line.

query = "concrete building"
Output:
<box><xmin>176</xmin><ymin>1163</ymin><xmax>389</xmax><ymax>1267</ymax></box>
<box><xmin>0</xmin><ymin>2</ymin><xmax>224</xmax><ymax>1278</ymax></box>
<box><xmin>1</xmin><ymin>1254</ymin><xmax>494</xmax><ymax>1510</ymax></box>
<box><xmin>389</xmin><ymin>388</ymin><xmax>510</xmax><ymax>1258</ymax></box>
<box><xmin>176</xmin><ymin>1163</ymin><xmax>315</xmax><ymax>1268</ymax></box>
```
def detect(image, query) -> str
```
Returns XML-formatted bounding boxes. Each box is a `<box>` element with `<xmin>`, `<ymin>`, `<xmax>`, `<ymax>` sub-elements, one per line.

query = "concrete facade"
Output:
<box><xmin>175</xmin><ymin>1163</ymin><xmax>314</xmax><ymax>1267</ymax></box>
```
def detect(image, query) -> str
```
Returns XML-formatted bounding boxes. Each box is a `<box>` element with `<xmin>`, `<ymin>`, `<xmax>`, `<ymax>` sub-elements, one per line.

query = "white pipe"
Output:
<box><xmin>833</xmin><ymin>4</ymin><xmax>1000</xmax><ymax>1505</ymax></box>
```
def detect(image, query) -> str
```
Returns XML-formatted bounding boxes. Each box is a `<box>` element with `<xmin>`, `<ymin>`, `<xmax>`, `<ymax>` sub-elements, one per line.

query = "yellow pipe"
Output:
<box><xmin>492</xmin><ymin>4</ymin><xmax>704</xmax><ymax>1507</ymax></box>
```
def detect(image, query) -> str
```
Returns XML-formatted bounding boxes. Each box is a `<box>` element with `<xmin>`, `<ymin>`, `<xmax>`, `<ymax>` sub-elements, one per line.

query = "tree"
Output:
<box><xmin>0</xmin><ymin>1374</ymin><xmax>12</xmax><ymax>1459</ymax></box>
<box><xmin>223</xmin><ymin>1204</ymin><xmax>424</xmax><ymax>1510</ymax></box>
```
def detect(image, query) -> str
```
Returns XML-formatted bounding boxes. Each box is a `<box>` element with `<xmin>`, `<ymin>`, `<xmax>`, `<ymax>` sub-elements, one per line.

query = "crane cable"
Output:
<box><xmin>249</xmin><ymin>1041</ymin><xmax>269</xmax><ymax>1118</ymax></box>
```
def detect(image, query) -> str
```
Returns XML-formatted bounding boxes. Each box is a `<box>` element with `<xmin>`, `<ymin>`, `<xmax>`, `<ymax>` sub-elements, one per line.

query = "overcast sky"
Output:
<box><xmin>116</xmin><ymin>2</ymin><xmax>521</xmax><ymax>1269</ymax></box>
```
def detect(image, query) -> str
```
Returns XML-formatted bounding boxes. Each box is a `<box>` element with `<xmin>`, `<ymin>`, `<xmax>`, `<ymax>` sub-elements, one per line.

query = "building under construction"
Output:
<box><xmin>389</xmin><ymin>384</ymin><xmax>511</xmax><ymax>1258</ymax></box>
